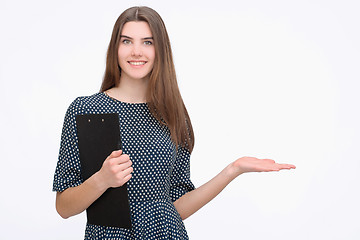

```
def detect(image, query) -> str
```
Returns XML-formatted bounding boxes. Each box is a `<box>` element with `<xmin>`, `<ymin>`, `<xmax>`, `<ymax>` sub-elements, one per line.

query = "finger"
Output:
<box><xmin>116</xmin><ymin>167</ymin><xmax>133</xmax><ymax>180</ymax></box>
<box><xmin>281</xmin><ymin>164</ymin><xmax>296</xmax><ymax>169</ymax></box>
<box><xmin>107</xmin><ymin>150</ymin><xmax>123</xmax><ymax>160</ymax></box>
<box><xmin>111</xmin><ymin>154</ymin><xmax>131</xmax><ymax>165</ymax></box>
<box><xmin>277</xmin><ymin>164</ymin><xmax>296</xmax><ymax>169</ymax></box>
<box><xmin>122</xmin><ymin>166</ymin><xmax>134</xmax><ymax>175</ymax></box>
<box><xmin>267</xmin><ymin>168</ymin><xmax>280</xmax><ymax>172</ymax></box>
<box><xmin>114</xmin><ymin>172</ymin><xmax>132</xmax><ymax>187</ymax></box>
<box><xmin>117</xmin><ymin>160</ymin><xmax>133</xmax><ymax>171</ymax></box>
<box><xmin>122</xmin><ymin>173</ymin><xmax>132</xmax><ymax>184</ymax></box>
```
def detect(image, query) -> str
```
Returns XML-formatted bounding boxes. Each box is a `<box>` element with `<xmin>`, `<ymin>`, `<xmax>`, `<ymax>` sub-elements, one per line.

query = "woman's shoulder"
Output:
<box><xmin>66</xmin><ymin>92</ymin><xmax>108</xmax><ymax>115</ymax></box>
<box><xmin>77</xmin><ymin>92</ymin><xmax>106</xmax><ymax>104</ymax></box>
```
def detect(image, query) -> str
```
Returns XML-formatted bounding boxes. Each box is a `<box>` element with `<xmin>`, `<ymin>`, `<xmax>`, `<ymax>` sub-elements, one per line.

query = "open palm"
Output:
<box><xmin>233</xmin><ymin>157</ymin><xmax>296</xmax><ymax>175</ymax></box>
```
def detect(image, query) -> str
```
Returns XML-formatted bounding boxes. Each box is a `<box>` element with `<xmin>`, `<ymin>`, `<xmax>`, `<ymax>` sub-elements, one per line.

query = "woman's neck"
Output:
<box><xmin>108</xmin><ymin>75</ymin><xmax>149</xmax><ymax>103</ymax></box>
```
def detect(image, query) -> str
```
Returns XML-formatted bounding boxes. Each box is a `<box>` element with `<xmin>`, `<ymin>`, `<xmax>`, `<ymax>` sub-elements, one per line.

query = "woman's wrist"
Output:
<box><xmin>91</xmin><ymin>171</ymin><xmax>109</xmax><ymax>193</ymax></box>
<box><xmin>224</xmin><ymin>161</ymin><xmax>244</xmax><ymax>181</ymax></box>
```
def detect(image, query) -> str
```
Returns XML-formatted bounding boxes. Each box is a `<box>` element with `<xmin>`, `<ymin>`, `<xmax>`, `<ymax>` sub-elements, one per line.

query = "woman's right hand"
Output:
<box><xmin>56</xmin><ymin>149</ymin><xmax>132</xmax><ymax>219</ymax></box>
<box><xmin>97</xmin><ymin>150</ymin><xmax>133</xmax><ymax>189</ymax></box>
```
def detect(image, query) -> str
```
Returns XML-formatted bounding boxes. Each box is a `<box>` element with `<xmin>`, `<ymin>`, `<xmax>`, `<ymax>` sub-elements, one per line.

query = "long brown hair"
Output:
<box><xmin>100</xmin><ymin>6</ymin><xmax>194</xmax><ymax>152</ymax></box>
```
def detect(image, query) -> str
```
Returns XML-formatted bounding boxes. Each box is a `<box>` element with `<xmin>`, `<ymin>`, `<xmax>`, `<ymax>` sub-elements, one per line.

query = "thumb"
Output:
<box><xmin>108</xmin><ymin>149</ymin><xmax>122</xmax><ymax>159</ymax></box>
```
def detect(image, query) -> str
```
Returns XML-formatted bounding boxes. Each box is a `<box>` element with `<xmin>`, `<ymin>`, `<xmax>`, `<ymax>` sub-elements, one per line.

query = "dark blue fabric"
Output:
<box><xmin>53</xmin><ymin>92</ymin><xmax>195</xmax><ymax>239</ymax></box>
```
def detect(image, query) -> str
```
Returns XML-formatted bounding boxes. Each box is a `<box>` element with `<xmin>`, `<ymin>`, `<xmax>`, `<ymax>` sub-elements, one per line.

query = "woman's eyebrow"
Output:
<box><xmin>120</xmin><ymin>35</ymin><xmax>153</xmax><ymax>40</ymax></box>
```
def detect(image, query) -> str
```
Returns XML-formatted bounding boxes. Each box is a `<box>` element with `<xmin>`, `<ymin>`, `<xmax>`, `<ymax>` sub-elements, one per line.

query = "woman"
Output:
<box><xmin>53</xmin><ymin>6</ymin><xmax>295</xmax><ymax>239</ymax></box>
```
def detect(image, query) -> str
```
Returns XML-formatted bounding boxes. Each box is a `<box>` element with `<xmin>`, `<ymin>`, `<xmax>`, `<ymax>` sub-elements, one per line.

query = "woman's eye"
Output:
<box><xmin>144</xmin><ymin>41</ymin><xmax>153</xmax><ymax>45</ymax></box>
<box><xmin>122</xmin><ymin>39</ymin><xmax>131</xmax><ymax>44</ymax></box>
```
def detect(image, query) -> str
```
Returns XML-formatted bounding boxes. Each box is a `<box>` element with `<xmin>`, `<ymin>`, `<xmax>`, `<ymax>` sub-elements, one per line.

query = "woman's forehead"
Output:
<box><xmin>121</xmin><ymin>21</ymin><xmax>153</xmax><ymax>38</ymax></box>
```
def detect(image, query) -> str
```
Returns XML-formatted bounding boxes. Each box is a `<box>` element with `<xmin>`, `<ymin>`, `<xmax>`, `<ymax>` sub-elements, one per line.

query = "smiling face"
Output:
<box><xmin>118</xmin><ymin>21</ymin><xmax>155</xmax><ymax>82</ymax></box>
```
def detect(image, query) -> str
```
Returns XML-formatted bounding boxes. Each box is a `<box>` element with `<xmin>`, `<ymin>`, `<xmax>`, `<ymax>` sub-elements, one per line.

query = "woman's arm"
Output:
<box><xmin>56</xmin><ymin>150</ymin><xmax>133</xmax><ymax>219</ymax></box>
<box><xmin>56</xmin><ymin>171</ymin><xmax>107</xmax><ymax>219</ymax></box>
<box><xmin>173</xmin><ymin>157</ymin><xmax>295</xmax><ymax>220</ymax></box>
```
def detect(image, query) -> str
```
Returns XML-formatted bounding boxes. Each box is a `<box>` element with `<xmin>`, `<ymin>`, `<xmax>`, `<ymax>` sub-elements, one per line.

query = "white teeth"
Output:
<box><xmin>129</xmin><ymin>61</ymin><xmax>146</xmax><ymax>66</ymax></box>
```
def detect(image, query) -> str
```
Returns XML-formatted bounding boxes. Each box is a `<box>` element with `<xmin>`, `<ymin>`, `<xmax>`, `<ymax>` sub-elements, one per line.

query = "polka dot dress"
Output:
<box><xmin>53</xmin><ymin>92</ymin><xmax>195</xmax><ymax>240</ymax></box>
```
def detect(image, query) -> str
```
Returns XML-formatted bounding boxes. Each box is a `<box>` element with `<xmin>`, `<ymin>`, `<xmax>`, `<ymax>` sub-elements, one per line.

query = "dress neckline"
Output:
<box><xmin>102</xmin><ymin>91</ymin><xmax>148</xmax><ymax>106</ymax></box>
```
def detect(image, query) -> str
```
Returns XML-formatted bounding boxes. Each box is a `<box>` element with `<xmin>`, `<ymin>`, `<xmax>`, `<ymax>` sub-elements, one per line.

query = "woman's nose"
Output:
<box><xmin>131</xmin><ymin>44</ymin><xmax>143</xmax><ymax>57</ymax></box>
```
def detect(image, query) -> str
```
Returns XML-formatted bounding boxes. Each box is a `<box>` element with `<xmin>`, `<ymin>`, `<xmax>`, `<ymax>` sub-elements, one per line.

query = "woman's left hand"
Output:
<box><xmin>174</xmin><ymin>157</ymin><xmax>296</xmax><ymax>219</ymax></box>
<box><xmin>230</xmin><ymin>157</ymin><xmax>296</xmax><ymax>177</ymax></box>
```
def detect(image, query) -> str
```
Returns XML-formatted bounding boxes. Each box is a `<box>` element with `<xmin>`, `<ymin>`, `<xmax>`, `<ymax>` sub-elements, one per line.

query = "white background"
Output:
<box><xmin>1</xmin><ymin>0</ymin><xmax>359</xmax><ymax>239</ymax></box>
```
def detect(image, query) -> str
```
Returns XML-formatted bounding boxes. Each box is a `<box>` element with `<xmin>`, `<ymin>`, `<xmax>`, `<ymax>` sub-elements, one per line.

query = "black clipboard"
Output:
<box><xmin>75</xmin><ymin>113</ymin><xmax>132</xmax><ymax>229</ymax></box>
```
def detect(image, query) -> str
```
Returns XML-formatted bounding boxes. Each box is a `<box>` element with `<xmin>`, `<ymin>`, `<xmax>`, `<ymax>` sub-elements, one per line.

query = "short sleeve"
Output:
<box><xmin>52</xmin><ymin>97</ymin><xmax>83</xmax><ymax>192</ymax></box>
<box><xmin>169</xmin><ymin>146</ymin><xmax>195</xmax><ymax>202</ymax></box>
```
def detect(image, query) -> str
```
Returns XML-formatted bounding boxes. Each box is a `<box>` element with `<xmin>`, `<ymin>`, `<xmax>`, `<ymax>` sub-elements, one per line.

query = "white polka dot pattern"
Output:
<box><xmin>53</xmin><ymin>92</ymin><xmax>195</xmax><ymax>239</ymax></box>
